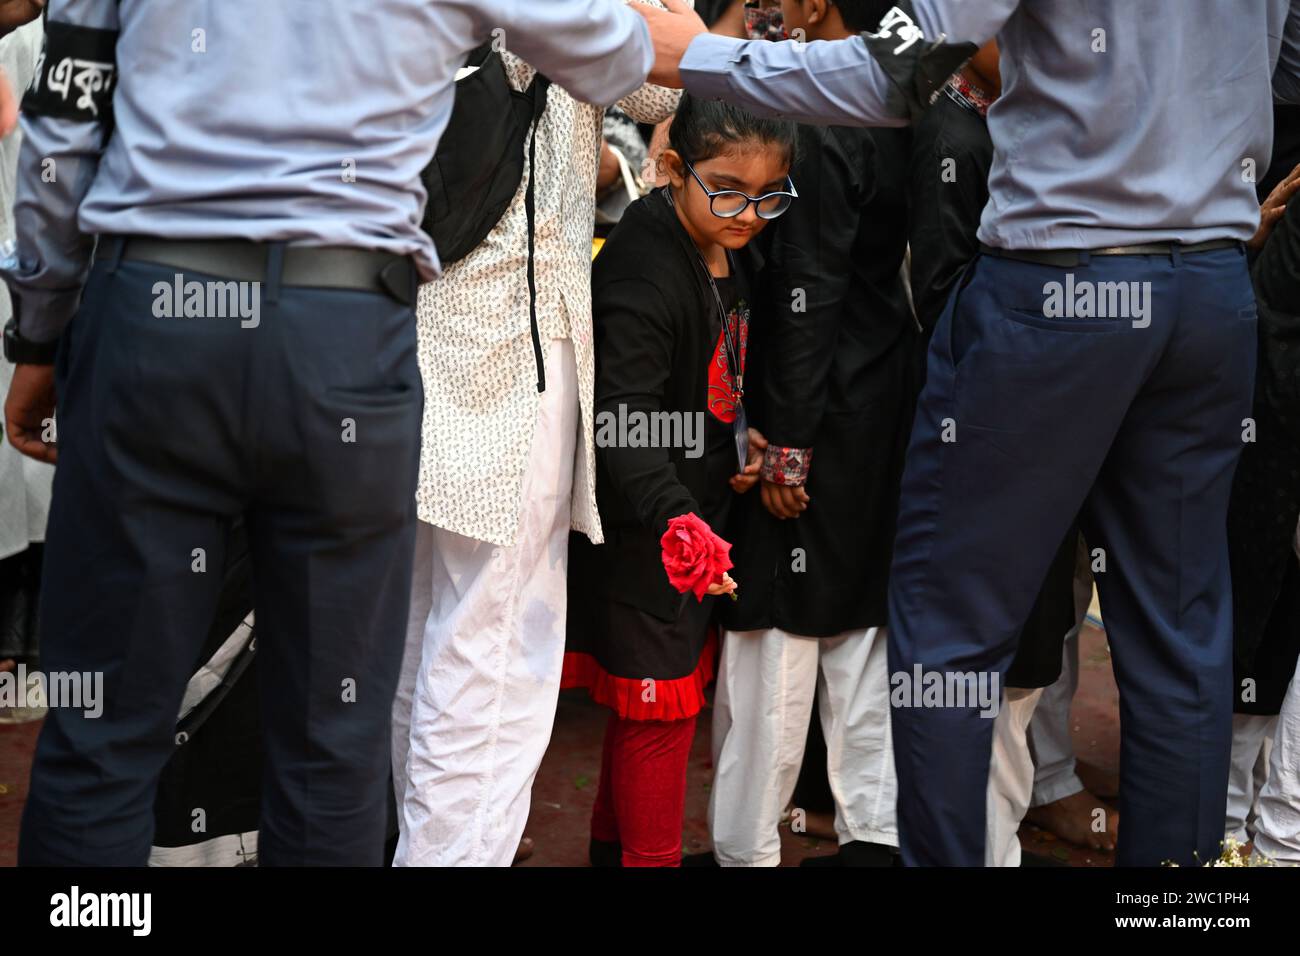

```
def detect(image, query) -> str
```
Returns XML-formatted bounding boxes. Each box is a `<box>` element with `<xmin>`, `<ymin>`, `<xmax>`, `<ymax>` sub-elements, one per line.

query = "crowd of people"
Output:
<box><xmin>0</xmin><ymin>0</ymin><xmax>1298</xmax><ymax>870</ymax></box>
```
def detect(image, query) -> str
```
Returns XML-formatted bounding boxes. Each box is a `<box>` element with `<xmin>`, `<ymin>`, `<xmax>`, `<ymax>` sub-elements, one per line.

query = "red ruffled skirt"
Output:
<box><xmin>562</xmin><ymin>627</ymin><xmax>717</xmax><ymax>721</ymax></box>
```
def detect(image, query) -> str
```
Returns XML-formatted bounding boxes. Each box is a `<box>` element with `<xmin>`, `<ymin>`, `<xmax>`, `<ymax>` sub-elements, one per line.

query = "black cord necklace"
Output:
<box><xmin>663</xmin><ymin>188</ymin><xmax>750</xmax><ymax>472</ymax></box>
<box><xmin>666</xmin><ymin>187</ymin><xmax>744</xmax><ymax>402</ymax></box>
<box><xmin>697</xmin><ymin>248</ymin><xmax>744</xmax><ymax>403</ymax></box>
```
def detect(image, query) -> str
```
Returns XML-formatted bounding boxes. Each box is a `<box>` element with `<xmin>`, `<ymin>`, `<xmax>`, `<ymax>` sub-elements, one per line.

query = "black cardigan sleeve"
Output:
<box><xmin>592</xmin><ymin>275</ymin><xmax>702</xmax><ymax>537</ymax></box>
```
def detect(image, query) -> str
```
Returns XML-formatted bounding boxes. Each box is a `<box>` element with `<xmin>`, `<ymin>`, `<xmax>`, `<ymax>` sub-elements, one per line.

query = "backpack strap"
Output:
<box><xmin>524</xmin><ymin>74</ymin><xmax>551</xmax><ymax>393</ymax></box>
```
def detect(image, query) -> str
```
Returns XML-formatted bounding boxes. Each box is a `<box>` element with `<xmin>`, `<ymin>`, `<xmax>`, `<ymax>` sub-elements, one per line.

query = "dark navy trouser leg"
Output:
<box><xmin>887</xmin><ymin>249</ymin><xmax>1255</xmax><ymax>866</ymax></box>
<box><xmin>19</xmin><ymin>259</ymin><xmax>422</xmax><ymax>866</ymax></box>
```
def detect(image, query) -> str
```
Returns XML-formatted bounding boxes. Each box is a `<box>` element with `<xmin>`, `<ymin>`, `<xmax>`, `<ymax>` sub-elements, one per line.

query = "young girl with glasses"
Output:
<box><xmin>562</xmin><ymin>94</ymin><xmax>797</xmax><ymax>867</ymax></box>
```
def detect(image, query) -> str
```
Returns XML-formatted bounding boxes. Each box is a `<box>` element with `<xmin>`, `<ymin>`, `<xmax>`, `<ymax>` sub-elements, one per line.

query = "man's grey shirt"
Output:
<box><xmin>682</xmin><ymin>0</ymin><xmax>1300</xmax><ymax>253</ymax></box>
<box><xmin>3</xmin><ymin>0</ymin><xmax>655</xmax><ymax>343</ymax></box>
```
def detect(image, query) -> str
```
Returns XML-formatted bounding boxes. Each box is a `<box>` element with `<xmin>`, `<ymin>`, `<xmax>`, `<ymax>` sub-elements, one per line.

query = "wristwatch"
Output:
<box><xmin>3</xmin><ymin>318</ymin><xmax>58</xmax><ymax>365</ymax></box>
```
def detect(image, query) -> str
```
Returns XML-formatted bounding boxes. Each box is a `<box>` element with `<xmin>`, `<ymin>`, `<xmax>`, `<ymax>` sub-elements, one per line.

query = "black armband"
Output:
<box><xmin>23</xmin><ymin>21</ymin><xmax>118</xmax><ymax>125</ymax></box>
<box><xmin>860</xmin><ymin>2</ymin><xmax>978</xmax><ymax>124</ymax></box>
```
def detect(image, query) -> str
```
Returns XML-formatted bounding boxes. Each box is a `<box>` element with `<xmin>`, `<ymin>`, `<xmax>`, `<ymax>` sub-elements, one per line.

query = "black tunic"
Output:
<box><xmin>722</xmin><ymin>123</ymin><xmax>917</xmax><ymax>637</ymax></box>
<box><xmin>565</xmin><ymin>188</ymin><xmax>758</xmax><ymax>719</ymax></box>
<box><xmin>909</xmin><ymin>92</ymin><xmax>993</xmax><ymax>338</ymax></box>
<box><xmin>1230</xmin><ymin>177</ymin><xmax>1300</xmax><ymax>716</ymax></box>
<box><xmin>1258</xmin><ymin>104</ymin><xmax>1300</xmax><ymax>200</ymax></box>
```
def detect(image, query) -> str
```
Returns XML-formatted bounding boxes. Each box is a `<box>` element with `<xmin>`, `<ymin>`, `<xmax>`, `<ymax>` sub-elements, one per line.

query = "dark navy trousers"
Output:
<box><xmin>19</xmin><ymin>254</ymin><xmax>423</xmax><ymax>865</ymax></box>
<box><xmin>888</xmin><ymin>248</ymin><xmax>1257</xmax><ymax>866</ymax></box>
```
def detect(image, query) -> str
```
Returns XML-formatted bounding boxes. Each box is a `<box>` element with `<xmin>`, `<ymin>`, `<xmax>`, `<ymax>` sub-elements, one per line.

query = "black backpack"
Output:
<box><xmin>420</xmin><ymin>46</ymin><xmax>552</xmax><ymax>390</ymax></box>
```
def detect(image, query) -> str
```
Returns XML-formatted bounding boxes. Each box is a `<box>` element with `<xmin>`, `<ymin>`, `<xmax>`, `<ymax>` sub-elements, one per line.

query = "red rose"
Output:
<box><xmin>660</xmin><ymin>512</ymin><xmax>734</xmax><ymax>602</ymax></box>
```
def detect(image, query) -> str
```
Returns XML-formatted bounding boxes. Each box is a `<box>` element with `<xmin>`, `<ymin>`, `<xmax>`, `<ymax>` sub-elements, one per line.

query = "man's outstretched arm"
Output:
<box><xmin>449</xmin><ymin>0</ymin><xmax>656</xmax><ymax>107</ymax></box>
<box><xmin>638</xmin><ymin>0</ymin><xmax>1020</xmax><ymax>126</ymax></box>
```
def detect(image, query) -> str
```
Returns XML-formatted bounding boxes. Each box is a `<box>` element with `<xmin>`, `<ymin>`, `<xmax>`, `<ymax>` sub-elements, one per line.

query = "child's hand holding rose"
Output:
<box><xmin>660</xmin><ymin>512</ymin><xmax>738</xmax><ymax>601</ymax></box>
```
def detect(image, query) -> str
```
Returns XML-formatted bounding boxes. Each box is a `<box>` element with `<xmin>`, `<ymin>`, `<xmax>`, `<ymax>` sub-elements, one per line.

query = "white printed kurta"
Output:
<box><xmin>414</xmin><ymin>3</ymin><xmax>683</xmax><ymax>548</ymax></box>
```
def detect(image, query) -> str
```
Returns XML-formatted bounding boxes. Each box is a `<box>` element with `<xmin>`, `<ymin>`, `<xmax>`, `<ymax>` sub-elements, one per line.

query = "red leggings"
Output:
<box><xmin>590</xmin><ymin>712</ymin><xmax>697</xmax><ymax>867</ymax></box>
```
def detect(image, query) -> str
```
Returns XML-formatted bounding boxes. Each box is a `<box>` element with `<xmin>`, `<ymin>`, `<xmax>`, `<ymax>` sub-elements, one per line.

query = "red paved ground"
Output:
<box><xmin>0</xmin><ymin>623</ymin><xmax>1119</xmax><ymax>867</ymax></box>
<box><xmin>0</xmin><ymin>718</ymin><xmax>39</xmax><ymax>866</ymax></box>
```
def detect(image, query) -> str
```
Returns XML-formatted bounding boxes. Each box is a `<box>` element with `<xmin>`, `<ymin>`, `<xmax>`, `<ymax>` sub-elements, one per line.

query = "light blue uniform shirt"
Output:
<box><xmin>4</xmin><ymin>0</ymin><xmax>655</xmax><ymax>343</ymax></box>
<box><xmin>681</xmin><ymin>0</ymin><xmax>1300</xmax><ymax>253</ymax></box>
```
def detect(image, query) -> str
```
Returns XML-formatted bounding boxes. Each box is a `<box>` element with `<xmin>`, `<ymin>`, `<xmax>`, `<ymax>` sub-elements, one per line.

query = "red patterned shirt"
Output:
<box><xmin>706</xmin><ymin>277</ymin><xmax>749</xmax><ymax>424</ymax></box>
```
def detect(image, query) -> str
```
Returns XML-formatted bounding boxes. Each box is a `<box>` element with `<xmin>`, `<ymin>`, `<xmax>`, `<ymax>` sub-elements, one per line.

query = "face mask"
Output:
<box><xmin>743</xmin><ymin>1</ymin><xmax>785</xmax><ymax>41</ymax></box>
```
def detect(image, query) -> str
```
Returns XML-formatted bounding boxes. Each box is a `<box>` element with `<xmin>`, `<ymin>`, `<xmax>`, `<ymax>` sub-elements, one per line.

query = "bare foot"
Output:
<box><xmin>1025</xmin><ymin>790</ymin><xmax>1119</xmax><ymax>851</ymax></box>
<box><xmin>512</xmin><ymin>836</ymin><xmax>535</xmax><ymax>865</ymax></box>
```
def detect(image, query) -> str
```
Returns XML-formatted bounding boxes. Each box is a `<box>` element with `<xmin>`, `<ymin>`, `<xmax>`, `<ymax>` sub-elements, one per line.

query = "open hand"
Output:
<box><xmin>1249</xmin><ymin>162</ymin><xmax>1300</xmax><ymax>253</ymax></box>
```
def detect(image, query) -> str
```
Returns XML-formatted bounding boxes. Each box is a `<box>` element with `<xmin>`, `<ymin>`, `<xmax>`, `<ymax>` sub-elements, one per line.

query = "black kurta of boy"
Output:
<box><xmin>1230</xmin><ymin>177</ymin><xmax>1300</xmax><ymax>716</ymax></box>
<box><xmin>722</xmin><ymin>124</ymin><xmax>917</xmax><ymax>638</ymax></box>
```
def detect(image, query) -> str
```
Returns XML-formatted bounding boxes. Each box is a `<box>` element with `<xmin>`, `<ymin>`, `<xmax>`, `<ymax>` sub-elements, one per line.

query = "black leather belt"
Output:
<box><xmin>93</xmin><ymin>236</ymin><xmax>417</xmax><ymax>305</ymax></box>
<box><xmin>978</xmin><ymin>239</ymin><xmax>1240</xmax><ymax>268</ymax></box>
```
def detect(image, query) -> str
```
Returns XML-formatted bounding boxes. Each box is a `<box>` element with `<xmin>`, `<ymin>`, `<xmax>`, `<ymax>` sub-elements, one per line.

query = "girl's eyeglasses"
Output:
<box><xmin>683</xmin><ymin>159</ymin><xmax>798</xmax><ymax>221</ymax></box>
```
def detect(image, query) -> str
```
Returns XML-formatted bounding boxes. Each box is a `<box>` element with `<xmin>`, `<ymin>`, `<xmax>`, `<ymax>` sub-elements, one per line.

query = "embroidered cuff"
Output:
<box><xmin>761</xmin><ymin>445</ymin><xmax>812</xmax><ymax>486</ymax></box>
